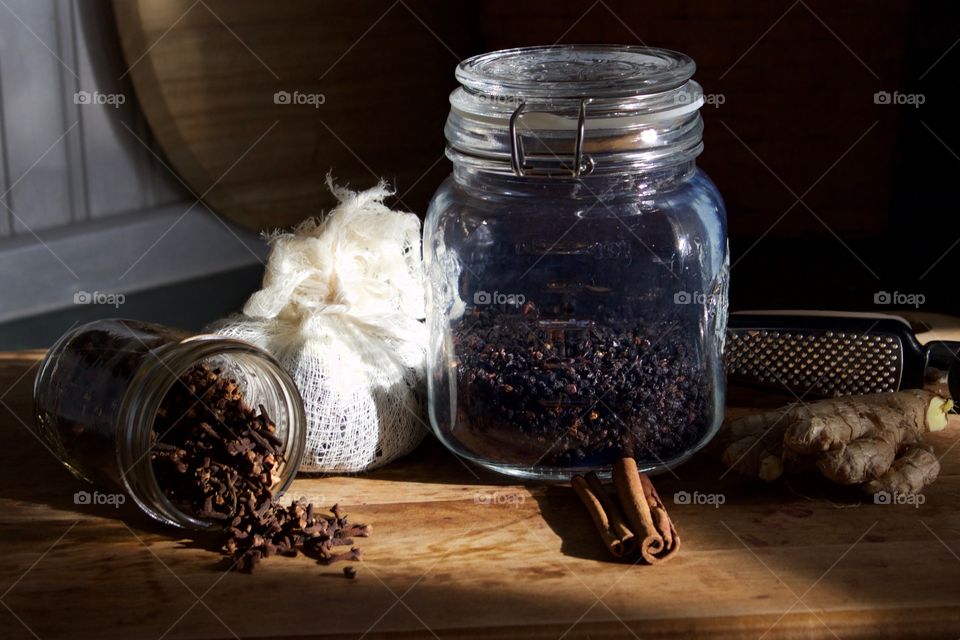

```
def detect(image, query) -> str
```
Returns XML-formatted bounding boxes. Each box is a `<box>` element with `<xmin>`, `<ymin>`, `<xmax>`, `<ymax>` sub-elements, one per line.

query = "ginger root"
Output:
<box><xmin>718</xmin><ymin>390</ymin><xmax>952</xmax><ymax>495</ymax></box>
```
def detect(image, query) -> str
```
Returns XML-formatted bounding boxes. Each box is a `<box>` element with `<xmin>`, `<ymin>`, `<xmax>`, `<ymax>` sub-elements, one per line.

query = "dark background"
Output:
<box><xmin>3</xmin><ymin>0</ymin><xmax>959</xmax><ymax>347</ymax></box>
<box><xmin>393</xmin><ymin>0</ymin><xmax>960</xmax><ymax>318</ymax></box>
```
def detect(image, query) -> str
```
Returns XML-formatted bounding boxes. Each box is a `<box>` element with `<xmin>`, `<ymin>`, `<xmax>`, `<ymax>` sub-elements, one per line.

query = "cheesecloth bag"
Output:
<box><xmin>215</xmin><ymin>177</ymin><xmax>427</xmax><ymax>472</ymax></box>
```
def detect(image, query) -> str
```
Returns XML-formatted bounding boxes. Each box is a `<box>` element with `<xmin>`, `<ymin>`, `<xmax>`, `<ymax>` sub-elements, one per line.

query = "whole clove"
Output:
<box><xmin>325</xmin><ymin>547</ymin><xmax>363</xmax><ymax>565</ymax></box>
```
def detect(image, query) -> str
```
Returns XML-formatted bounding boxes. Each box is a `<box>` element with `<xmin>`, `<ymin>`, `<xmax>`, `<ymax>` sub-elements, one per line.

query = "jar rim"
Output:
<box><xmin>116</xmin><ymin>335</ymin><xmax>306</xmax><ymax>530</ymax></box>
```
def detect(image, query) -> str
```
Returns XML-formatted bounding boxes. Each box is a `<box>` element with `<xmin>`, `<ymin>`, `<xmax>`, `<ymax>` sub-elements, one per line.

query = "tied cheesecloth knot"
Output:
<box><xmin>243</xmin><ymin>176</ymin><xmax>426</xmax><ymax>369</ymax></box>
<box><xmin>216</xmin><ymin>177</ymin><xmax>428</xmax><ymax>472</ymax></box>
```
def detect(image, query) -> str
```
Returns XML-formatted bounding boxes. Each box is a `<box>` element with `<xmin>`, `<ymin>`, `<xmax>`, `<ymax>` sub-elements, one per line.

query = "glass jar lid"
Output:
<box><xmin>446</xmin><ymin>45</ymin><xmax>706</xmax><ymax>176</ymax></box>
<box><xmin>456</xmin><ymin>44</ymin><xmax>695</xmax><ymax>99</ymax></box>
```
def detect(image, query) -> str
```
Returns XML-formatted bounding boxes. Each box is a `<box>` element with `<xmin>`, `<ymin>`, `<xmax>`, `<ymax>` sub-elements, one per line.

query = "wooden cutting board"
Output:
<box><xmin>1</xmin><ymin>348</ymin><xmax>959</xmax><ymax>639</ymax></box>
<box><xmin>112</xmin><ymin>0</ymin><xmax>470</xmax><ymax>230</ymax></box>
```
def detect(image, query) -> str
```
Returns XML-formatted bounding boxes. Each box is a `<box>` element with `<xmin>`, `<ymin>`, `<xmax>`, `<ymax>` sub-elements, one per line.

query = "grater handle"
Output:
<box><xmin>921</xmin><ymin>340</ymin><xmax>960</xmax><ymax>401</ymax></box>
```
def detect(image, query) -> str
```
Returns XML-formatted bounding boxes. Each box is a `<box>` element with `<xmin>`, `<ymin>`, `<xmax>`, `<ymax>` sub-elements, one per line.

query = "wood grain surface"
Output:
<box><xmin>1</xmin><ymin>349</ymin><xmax>959</xmax><ymax>639</ymax></box>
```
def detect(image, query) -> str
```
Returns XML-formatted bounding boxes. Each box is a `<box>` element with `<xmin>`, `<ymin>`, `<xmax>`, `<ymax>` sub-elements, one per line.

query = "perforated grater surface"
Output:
<box><xmin>725</xmin><ymin>311</ymin><xmax>960</xmax><ymax>399</ymax></box>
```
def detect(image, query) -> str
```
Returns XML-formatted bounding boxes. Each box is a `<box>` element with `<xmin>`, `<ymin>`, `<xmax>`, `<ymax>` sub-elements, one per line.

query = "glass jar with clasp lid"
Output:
<box><xmin>424</xmin><ymin>45</ymin><xmax>729</xmax><ymax>480</ymax></box>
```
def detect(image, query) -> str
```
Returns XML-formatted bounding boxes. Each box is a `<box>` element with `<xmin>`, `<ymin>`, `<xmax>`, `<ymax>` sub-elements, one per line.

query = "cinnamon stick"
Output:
<box><xmin>612</xmin><ymin>458</ymin><xmax>680</xmax><ymax>564</ymax></box>
<box><xmin>638</xmin><ymin>473</ymin><xmax>679</xmax><ymax>558</ymax></box>
<box><xmin>571</xmin><ymin>473</ymin><xmax>636</xmax><ymax>558</ymax></box>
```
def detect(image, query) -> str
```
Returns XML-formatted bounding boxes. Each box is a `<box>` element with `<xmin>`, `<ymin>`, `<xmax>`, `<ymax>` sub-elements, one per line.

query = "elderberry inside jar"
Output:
<box><xmin>424</xmin><ymin>45</ymin><xmax>729</xmax><ymax>480</ymax></box>
<box><xmin>33</xmin><ymin>319</ymin><xmax>306</xmax><ymax>528</ymax></box>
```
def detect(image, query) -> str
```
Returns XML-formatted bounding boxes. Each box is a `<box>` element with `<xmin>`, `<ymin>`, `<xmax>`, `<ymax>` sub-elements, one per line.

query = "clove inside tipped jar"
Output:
<box><xmin>33</xmin><ymin>319</ymin><xmax>306</xmax><ymax>528</ymax></box>
<box><xmin>424</xmin><ymin>45</ymin><xmax>729</xmax><ymax>480</ymax></box>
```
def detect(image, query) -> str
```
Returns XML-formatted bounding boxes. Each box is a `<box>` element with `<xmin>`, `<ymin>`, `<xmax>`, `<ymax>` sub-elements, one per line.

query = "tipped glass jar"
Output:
<box><xmin>33</xmin><ymin>319</ymin><xmax>306</xmax><ymax>529</ymax></box>
<box><xmin>424</xmin><ymin>45</ymin><xmax>729</xmax><ymax>480</ymax></box>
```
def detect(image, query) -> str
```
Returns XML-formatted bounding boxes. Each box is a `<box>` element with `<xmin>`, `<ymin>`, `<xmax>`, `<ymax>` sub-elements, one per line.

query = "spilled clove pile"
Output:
<box><xmin>151</xmin><ymin>363</ymin><xmax>370</xmax><ymax>573</ymax></box>
<box><xmin>222</xmin><ymin>499</ymin><xmax>369</xmax><ymax>573</ymax></box>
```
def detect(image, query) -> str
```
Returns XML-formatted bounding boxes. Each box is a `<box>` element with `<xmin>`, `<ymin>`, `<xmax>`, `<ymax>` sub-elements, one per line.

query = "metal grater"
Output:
<box><xmin>725</xmin><ymin>311</ymin><xmax>960</xmax><ymax>400</ymax></box>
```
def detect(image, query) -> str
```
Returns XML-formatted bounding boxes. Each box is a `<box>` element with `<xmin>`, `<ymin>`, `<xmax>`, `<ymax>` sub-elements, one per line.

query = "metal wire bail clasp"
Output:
<box><xmin>509</xmin><ymin>98</ymin><xmax>593</xmax><ymax>177</ymax></box>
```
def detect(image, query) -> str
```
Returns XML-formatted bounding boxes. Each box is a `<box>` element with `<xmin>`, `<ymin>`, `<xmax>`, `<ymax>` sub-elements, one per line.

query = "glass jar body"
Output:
<box><xmin>424</xmin><ymin>163</ymin><xmax>728</xmax><ymax>480</ymax></box>
<box><xmin>33</xmin><ymin>319</ymin><xmax>306</xmax><ymax>528</ymax></box>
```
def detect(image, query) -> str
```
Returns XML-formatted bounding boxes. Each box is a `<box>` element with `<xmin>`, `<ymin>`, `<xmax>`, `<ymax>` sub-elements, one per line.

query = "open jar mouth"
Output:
<box><xmin>445</xmin><ymin>45</ymin><xmax>706</xmax><ymax>177</ymax></box>
<box><xmin>116</xmin><ymin>336</ymin><xmax>306</xmax><ymax>530</ymax></box>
